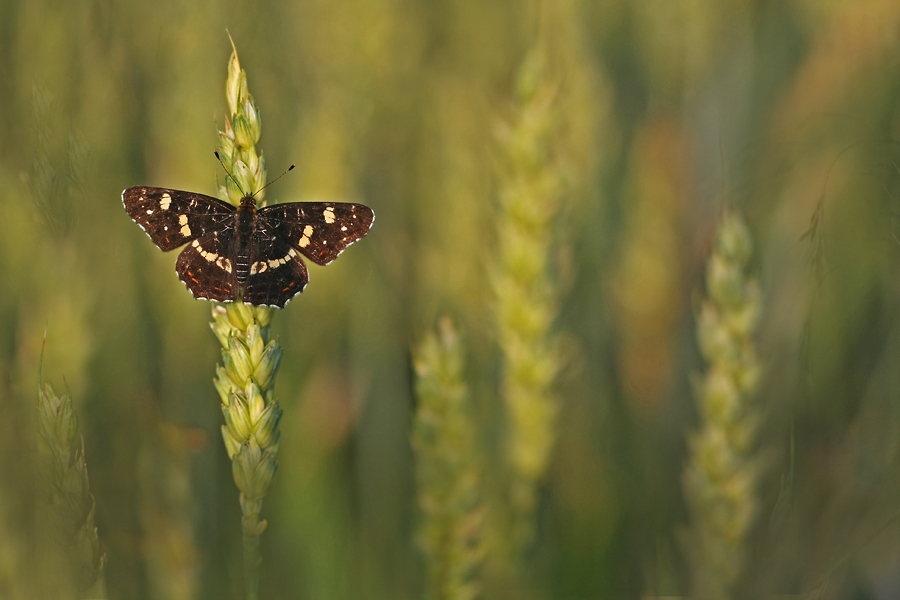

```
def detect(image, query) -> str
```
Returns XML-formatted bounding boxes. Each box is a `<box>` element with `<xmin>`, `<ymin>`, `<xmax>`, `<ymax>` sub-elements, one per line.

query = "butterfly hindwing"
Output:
<box><xmin>122</xmin><ymin>186</ymin><xmax>236</xmax><ymax>251</ymax></box>
<box><xmin>175</xmin><ymin>232</ymin><xmax>237</xmax><ymax>302</ymax></box>
<box><xmin>257</xmin><ymin>202</ymin><xmax>375</xmax><ymax>266</ymax></box>
<box><xmin>241</xmin><ymin>236</ymin><xmax>310</xmax><ymax>308</ymax></box>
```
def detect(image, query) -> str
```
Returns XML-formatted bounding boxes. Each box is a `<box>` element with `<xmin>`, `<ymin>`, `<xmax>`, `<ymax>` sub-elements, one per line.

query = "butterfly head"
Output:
<box><xmin>239</xmin><ymin>194</ymin><xmax>258</xmax><ymax>209</ymax></box>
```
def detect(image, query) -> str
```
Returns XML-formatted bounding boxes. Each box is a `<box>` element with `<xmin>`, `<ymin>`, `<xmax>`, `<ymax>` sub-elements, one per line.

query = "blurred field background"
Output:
<box><xmin>3</xmin><ymin>0</ymin><xmax>900</xmax><ymax>598</ymax></box>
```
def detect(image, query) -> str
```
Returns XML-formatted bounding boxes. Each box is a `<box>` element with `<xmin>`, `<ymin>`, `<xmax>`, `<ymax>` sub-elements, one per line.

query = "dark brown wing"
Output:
<box><xmin>122</xmin><ymin>186</ymin><xmax>236</xmax><ymax>251</ymax></box>
<box><xmin>240</xmin><ymin>237</ymin><xmax>310</xmax><ymax>308</ymax></box>
<box><xmin>175</xmin><ymin>232</ymin><xmax>238</xmax><ymax>302</ymax></box>
<box><xmin>257</xmin><ymin>202</ymin><xmax>374</xmax><ymax>266</ymax></box>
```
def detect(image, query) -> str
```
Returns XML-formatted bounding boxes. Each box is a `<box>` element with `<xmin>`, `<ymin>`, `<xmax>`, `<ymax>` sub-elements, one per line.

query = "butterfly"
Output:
<box><xmin>122</xmin><ymin>186</ymin><xmax>374</xmax><ymax>308</ymax></box>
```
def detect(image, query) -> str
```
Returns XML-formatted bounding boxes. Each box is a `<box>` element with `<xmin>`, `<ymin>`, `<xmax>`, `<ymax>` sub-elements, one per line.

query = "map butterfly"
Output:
<box><xmin>123</xmin><ymin>185</ymin><xmax>374</xmax><ymax>308</ymax></box>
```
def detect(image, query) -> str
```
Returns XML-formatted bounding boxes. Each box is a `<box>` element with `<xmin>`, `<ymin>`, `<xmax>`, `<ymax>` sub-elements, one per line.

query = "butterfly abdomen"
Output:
<box><xmin>234</xmin><ymin>252</ymin><xmax>252</xmax><ymax>285</ymax></box>
<box><xmin>233</xmin><ymin>199</ymin><xmax>258</xmax><ymax>285</ymax></box>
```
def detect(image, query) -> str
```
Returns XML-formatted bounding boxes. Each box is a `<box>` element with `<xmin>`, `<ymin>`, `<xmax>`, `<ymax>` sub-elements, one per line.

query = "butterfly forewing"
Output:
<box><xmin>175</xmin><ymin>232</ymin><xmax>238</xmax><ymax>302</ymax></box>
<box><xmin>241</xmin><ymin>238</ymin><xmax>310</xmax><ymax>308</ymax></box>
<box><xmin>258</xmin><ymin>202</ymin><xmax>375</xmax><ymax>266</ymax></box>
<box><xmin>122</xmin><ymin>186</ymin><xmax>236</xmax><ymax>251</ymax></box>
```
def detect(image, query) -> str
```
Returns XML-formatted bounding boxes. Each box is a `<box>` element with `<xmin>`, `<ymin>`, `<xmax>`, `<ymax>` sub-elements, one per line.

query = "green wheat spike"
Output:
<box><xmin>491</xmin><ymin>45</ymin><xmax>563</xmax><ymax>556</ymax></box>
<box><xmin>682</xmin><ymin>212</ymin><xmax>763</xmax><ymax>600</ymax></box>
<box><xmin>210</xmin><ymin>40</ymin><xmax>281</xmax><ymax>600</ymax></box>
<box><xmin>36</xmin><ymin>374</ymin><xmax>106</xmax><ymax>597</ymax></box>
<box><xmin>412</xmin><ymin>318</ymin><xmax>485</xmax><ymax>600</ymax></box>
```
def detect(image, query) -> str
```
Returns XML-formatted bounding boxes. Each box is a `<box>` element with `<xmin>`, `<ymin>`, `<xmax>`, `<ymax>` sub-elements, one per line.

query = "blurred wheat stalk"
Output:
<box><xmin>412</xmin><ymin>318</ymin><xmax>485</xmax><ymax>600</ymax></box>
<box><xmin>682</xmin><ymin>212</ymin><xmax>762</xmax><ymax>600</ymax></box>
<box><xmin>210</xmin><ymin>41</ymin><xmax>282</xmax><ymax>600</ymax></box>
<box><xmin>36</xmin><ymin>379</ymin><xmax>105</xmax><ymax>598</ymax></box>
<box><xmin>137</xmin><ymin>412</ymin><xmax>202</xmax><ymax>600</ymax></box>
<box><xmin>25</xmin><ymin>83</ymin><xmax>100</xmax><ymax>600</ymax></box>
<box><xmin>492</xmin><ymin>46</ymin><xmax>562</xmax><ymax>556</ymax></box>
<box><xmin>30</xmin><ymin>84</ymin><xmax>89</xmax><ymax>238</ymax></box>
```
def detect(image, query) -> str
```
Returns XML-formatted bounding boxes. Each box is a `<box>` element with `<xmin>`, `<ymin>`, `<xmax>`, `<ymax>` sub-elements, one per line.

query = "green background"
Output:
<box><xmin>3</xmin><ymin>0</ymin><xmax>900</xmax><ymax>598</ymax></box>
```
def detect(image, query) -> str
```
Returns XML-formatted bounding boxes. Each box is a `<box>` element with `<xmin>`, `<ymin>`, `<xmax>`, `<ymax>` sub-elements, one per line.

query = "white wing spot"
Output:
<box><xmin>341</xmin><ymin>226</ymin><xmax>347</xmax><ymax>231</ymax></box>
<box><xmin>323</xmin><ymin>207</ymin><xmax>336</xmax><ymax>224</ymax></box>
<box><xmin>160</xmin><ymin>193</ymin><xmax>172</xmax><ymax>210</ymax></box>
<box><xmin>273</xmin><ymin>255</ymin><xmax>291</xmax><ymax>266</ymax></box>
<box><xmin>180</xmin><ymin>224</ymin><xmax>192</xmax><ymax>237</ymax></box>
<box><xmin>258</xmin><ymin>262</ymin><xmax>268</xmax><ymax>273</ymax></box>
<box><xmin>200</xmin><ymin>249</ymin><xmax>217</xmax><ymax>262</ymax></box>
<box><xmin>146</xmin><ymin>209</ymin><xmax>154</xmax><ymax>215</ymax></box>
<box><xmin>192</xmin><ymin>240</ymin><xmax>200</xmax><ymax>248</ymax></box>
<box><xmin>164</xmin><ymin>226</ymin><xmax>168</xmax><ymax>231</ymax></box>
<box><xmin>298</xmin><ymin>224</ymin><xmax>313</xmax><ymax>248</ymax></box>
<box><xmin>251</xmin><ymin>263</ymin><xmax>258</xmax><ymax>275</ymax></box>
<box><xmin>178</xmin><ymin>215</ymin><xmax>188</xmax><ymax>226</ymax></box>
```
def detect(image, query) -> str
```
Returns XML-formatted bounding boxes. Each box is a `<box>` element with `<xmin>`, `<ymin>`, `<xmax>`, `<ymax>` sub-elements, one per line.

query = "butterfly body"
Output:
<box><xmin>123</xmin><ymin>186</ymin><xmax>374</xmax><ymax>308</ymax></box>
<box><xmin>233</xmin><ymin>196</ymin><xmax>258</xmax><ymax>283</ymax></box>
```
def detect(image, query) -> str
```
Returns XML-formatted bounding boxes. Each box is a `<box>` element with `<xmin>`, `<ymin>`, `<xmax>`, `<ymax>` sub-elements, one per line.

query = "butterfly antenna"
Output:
<box><xmin>214</xmin><ymin>150</ymin><xmax>248</xmax><ymax>198</ymax></box>
<box><xmin>251</xmin><ymin>163</ymin><xmax>296</xmax><ymax>199</ymax></box>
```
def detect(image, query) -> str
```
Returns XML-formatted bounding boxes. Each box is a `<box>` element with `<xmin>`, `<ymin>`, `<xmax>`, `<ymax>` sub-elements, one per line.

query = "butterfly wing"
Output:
<box><xmin>257</xmin><ymin>202</ymin><xmax>374</xmax><ymax>266</ymax></box>
<box><xmin>124</xmin><ymin>188</ymin><xmax>374</xmax><ymax>308</ymax></box>
<box><xmin>175</xmin><ymin>232</ymin><xmax>238</xmax><ymax>302</ymax></box>
<box><xmin>241</xmin><ymin>237</ymin><xmax>310</xmax><ymax>308</ymax></box>
<box><xmin>123</xmin><ymin>186</ymin><xmax>236</xmax><ymax>251</ymax></box>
